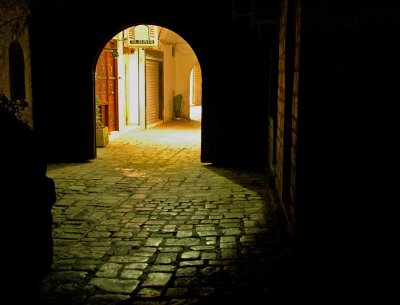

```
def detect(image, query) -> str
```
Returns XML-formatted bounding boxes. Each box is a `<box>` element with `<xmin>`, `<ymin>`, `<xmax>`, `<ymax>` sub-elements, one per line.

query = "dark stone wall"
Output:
<box><xmin>295</xmin><ymin>1</ymin><xmax>400</xmax><ymax>301</ymax></box>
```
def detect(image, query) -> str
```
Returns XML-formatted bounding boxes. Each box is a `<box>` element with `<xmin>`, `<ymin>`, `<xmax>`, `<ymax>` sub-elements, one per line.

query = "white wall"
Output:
<box><xmin>125</xmin><ymin>50</ymin><xmax>140</xmax><ymax>126</ymax></box>
<box><xmin>173</xmin><ymin>45</ymin><xmax>198</xmax><ymax>119</ymax></box>
<box><xmin>160</xmin><ymin>44</ymin><xmax>176</xmax><ymax>122</ymax></box>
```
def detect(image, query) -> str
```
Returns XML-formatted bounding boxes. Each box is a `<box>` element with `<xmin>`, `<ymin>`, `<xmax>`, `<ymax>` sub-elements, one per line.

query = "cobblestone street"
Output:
<box><xmin>29</xmin><ymin>119</ymin><xmax>292</xmax><ymax>305</ymax></box>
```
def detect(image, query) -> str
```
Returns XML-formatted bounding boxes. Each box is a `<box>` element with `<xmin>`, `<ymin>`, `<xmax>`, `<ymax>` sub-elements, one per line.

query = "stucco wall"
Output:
<box><xmin>160</xmin><ymin>43</ymin><xmax>175</xmax><ymax>122</ymax></box>
<box><xmin>174</xmin><ymin>44</ymin><xmax>198</xmax><ymax>119</ymax></box>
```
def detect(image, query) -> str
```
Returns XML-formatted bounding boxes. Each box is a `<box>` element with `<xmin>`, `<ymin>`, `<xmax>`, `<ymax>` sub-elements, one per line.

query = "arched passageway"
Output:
<box><xmin>94</xmin><ymin>25</ymin><xmax>202</xmax><ymax>148</ymax></box>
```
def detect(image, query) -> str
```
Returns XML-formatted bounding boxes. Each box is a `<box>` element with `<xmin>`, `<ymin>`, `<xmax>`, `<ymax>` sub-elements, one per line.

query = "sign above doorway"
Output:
<box><xmin>124</xmin><ymin>25</ymin><xmax>159</xmax><ymax>47</ymax></box>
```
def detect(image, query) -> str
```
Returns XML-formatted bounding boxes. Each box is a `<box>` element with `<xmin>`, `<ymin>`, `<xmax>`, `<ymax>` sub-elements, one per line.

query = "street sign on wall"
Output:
<box><xmin>124</xmin><ymin>25</ymin><xmax>159</xmax><ymax>47</ymax></box>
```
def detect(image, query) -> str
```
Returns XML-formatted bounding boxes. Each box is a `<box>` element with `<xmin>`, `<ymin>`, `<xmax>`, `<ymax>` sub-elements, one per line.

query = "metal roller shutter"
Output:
<box><xmin>145</xmin><ymin>59</ymin><xmax>161</xmax><ymax>127</ymax></box>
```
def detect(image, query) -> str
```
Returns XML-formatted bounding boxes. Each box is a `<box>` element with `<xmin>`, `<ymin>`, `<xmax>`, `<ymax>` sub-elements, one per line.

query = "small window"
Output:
<box><xmin>9</xmin><ymin>41</ymin><xmax>26</xmax><ymax>100</ymax></box>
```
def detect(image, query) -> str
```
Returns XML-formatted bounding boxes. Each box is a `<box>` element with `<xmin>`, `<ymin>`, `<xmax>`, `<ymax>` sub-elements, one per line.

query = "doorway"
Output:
<box><xmin>94</xmin><ymin>40</ymin><xmax>119</xmax><ymax>132</ymax></box>
<box><xmin>94</xmin><ymin>25</ymin><xmax>203</xmax><ymax>144</ymax></box>
<box><xmin>189</xmin><ymin>61</ymin><xmax>202</xmax><ymax>121</ymax></box>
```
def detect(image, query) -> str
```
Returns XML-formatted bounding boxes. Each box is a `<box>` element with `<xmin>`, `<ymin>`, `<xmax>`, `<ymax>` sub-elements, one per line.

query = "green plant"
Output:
<box><xmin>0</xmin><ymin>92</ymin><xmax>28</xmax><ymax>124</ymax></box>
<box><xmin>95</xmin><ymin>97</ymin><xmax>103</xmax><ymax>128</ymax></box>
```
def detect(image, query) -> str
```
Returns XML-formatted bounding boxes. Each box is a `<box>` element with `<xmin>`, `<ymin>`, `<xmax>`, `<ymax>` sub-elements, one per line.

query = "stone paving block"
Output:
<box><xmin>112</xmin><ymin>232</ymin><xmax>133</xmax><ymax>238</ymax></box>
<box><xmin>88</xmin><ymin>211</ymin><xmax>108</xmax><ymax>220</ymax></box>
<box><xmin>162</xmin><ymin>224</ymin><xmax>176</xmax><ymax>232</ymax></box>
<box><xmin>142</xmin><ymin>225</ymin><xmax>162</xmax><ymax>232</ymax></box>
<box><xmin>200</xmin><ymin>219</ymin><xmax>219</xmax><ymax>224</ymax></box>
<box><xmin>220</xmin><ymin>219</ymin><xmax>241</xmax><ymax>223</ymax></box>
<box><xmin>131</xmin><ymin>194</ymin><xmax>148</xmax><ymax>199</ymax></box>
<box><xmin>109</xmin><ymin>256</ymin><xmax>149</xmax><ymax>263</ymax></box>
<box><xmin>172</xmin><ymin>277</ymin><xmax>197</xmax><ymax>286</ymax></box>
<box><xmin>158</xmin><ymin>246</ymin><xmax>183</xmax><ymax>253</ymax></box>
<box><xmin>149</xmin><ymin>265</ymin><xmax>177</xmax><ymax>272</ymax></box>
<box><xmin>150</xmin><ymin>233</ymin><xmax>175</xmax><ymax>238</ymax></box>
<box><xmin>179</xmin><ymin>260</ymin><xmax>204</xmax><ymax>267</ymax></box>
<box><xmin>220</xmin><ymin>242</ymin><xmax>237</xmax><ymax>249</ymax></box>
<box><xmin>220</xmin><ymin>236</ymin><xmax>236</xmax><ymax>243</ymax></box>
<box><xmin>143</xmin><ymin>273</ymin><xmax>172</xmax><ymax>286</ymax></box>
<box><xmin>196</xmin><ymin>230</ymin><xmax>218</xmax><ymax>237</ymax></box>
<box><xmin>120</xmin><ymin>269</ymin><xmax>143</xmax><ymax>279</ymax></box>
<box><xmin>89</xmin><ymin>278</ymin><xmax>139</xmax><ymax>293</ymax></box>
<box><xmin>87</xmin><ymin>231</ymin><xmax>112</xmax><ymax>238</ymax></box>
<box><xmin>110</xmin><ymin>247</ymin><xmax>131</xmax><ymax>255</ymax></box>
<box><xmin>201</xmin><ymin>252</ymin><xmax>217</xmax><ymax>260</ymax></box>
<box><xmin>190</xmin><ymin>245</ymin><xmax>215</xmax><ymax>251</ymax></box>
<box><xmin>138</xmin><ymin>247</ymin><xmax>158</xmax><ymax>253</ymax></box>
<box><xmin>115</xmin><ymin>240</ymin><xmax>143</xmax><ymax>247</ymax></box>
<box><xmin>114</xmin><ymin>207</ymin><xmax>132</xmax><ymax>211</ymax></box>
<box><xmin>55</xmin><ymin>233</ymin><xmax>83</xmax><ymax>240</ymax></box>
<box><xmin>166</xmin><ymin>287</ymin><xmax>188</xmax><ymax>297</ymax></box>
<box><xmin>155</xmin><ymin>253</ymin><xmax>178</xmax><ymax>264</ymax></box>
<box><xmin>219</xmin><ymin>222</ymin><xmax>242</xmax><ymax>228</ymax></box>
<box><xmin>96</xmin><ymin>262</ymin><xmax>122</xmax><ymax>277</ymax></box>
<box><xmin>165</xmin><ymin>238</ymin><xmax>200</xmax><ymax>246</ymax></box>
<box><xmin>90</xmin><ymin>241</ymin><xmax>113</xmax><ymax>247</ymax></box>
<box><xmin>146</xmin><ymin>220</ymin><xmax>166</xmax><ymax>225</ymax></box>
<box><xmin>125</xmin><ymin>263</ymin><xmax>148</xmax><ymax>270</ymax></box>
<box><xmin>132</xmin><ymin>250</ymin><xmax>156</xmax><ymax>257</ymax></box>
<box><xmin>145</xmin><ymin>238</ymin><xmax>163</xmax><ymax>247</ymax></box>
<box><xmin>221</xmin><ymin>228</ymin><xmax>242</xmax><ymax>235</ymax></box>
<box><xmin>136</xmin><ymin>287</ymin><xmax>163</xmax><ymax>298</ymax></box>
<box><xmin>224</xmin><ymin>213</ymin><xmax>244</xmax><ymax>219</ymax></box>
<box><xmin>205</xmin><ymin>237</ymin><xmax>216</xmax><ymax>245</ymax></box>
<box><xmin>175</xmin><ymin>267</ymin><xmax>197</xmax><ymax>277</ymax></box>
<box><xmin>176</xmin><ymin>230</ymin><xmax>193</xmax><ymax>238</ymax></box>
<box><xmin>181</xmin><ymin>251</ymin><xmax>201</xmax><ymax>259</ymax></box>
<box><xmin>137</xmin><ymin>232</ymin><xmax>150</xmax><ymax>238</ymax></box>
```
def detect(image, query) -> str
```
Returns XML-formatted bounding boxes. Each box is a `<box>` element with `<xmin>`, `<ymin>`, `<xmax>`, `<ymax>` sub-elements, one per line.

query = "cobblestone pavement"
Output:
<box><xmin>29</xmin><ymin>119</ymin><xmax>292</xmax><ymax>305</ymax></box>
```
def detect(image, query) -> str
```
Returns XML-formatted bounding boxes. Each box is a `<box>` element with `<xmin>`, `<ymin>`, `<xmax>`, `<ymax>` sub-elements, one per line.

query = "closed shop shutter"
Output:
<box><xmin>145</xmin><ymin>59</ymin><xmax>161</xmax><ymax>127</ymax></box>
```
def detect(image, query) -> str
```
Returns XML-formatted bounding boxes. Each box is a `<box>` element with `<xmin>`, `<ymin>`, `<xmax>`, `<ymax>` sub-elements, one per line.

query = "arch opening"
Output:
<box><xmin>93</xmin><ymin>24</ymin><xmax>202</xmax><ymax>148</ymax></box>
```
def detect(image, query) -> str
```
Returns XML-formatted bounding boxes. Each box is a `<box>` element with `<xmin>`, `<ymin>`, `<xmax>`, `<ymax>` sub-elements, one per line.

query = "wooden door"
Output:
<box><xmin>95</xmin><ymin>45</ymin><xmax>118</xmax><ymax>131</ymax></box>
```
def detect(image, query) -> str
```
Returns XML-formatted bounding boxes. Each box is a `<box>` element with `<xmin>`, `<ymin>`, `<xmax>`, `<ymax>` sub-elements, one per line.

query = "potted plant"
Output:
<box><xmin>95</xmin><ymin>97</ymin><xmax>109</xmax><ymax>147</ymax></box>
